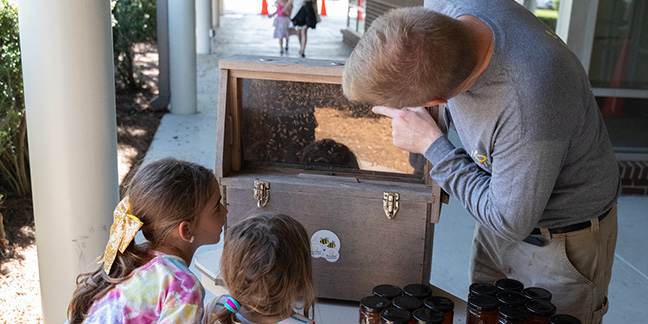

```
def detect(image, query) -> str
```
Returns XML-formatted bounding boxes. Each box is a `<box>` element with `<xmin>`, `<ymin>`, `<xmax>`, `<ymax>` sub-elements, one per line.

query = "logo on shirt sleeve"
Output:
<box><xmin>472</xmin><ymin>150</ymin><xmax>488</xmax><ymax>163</ymax></box>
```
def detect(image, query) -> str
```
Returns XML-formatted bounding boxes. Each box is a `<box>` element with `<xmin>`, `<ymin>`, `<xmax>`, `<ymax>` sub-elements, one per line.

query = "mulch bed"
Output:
<box><xmin>0</xmin><ymin>41</ymin><xmax>163</xmax><ymax>323</ymax></box>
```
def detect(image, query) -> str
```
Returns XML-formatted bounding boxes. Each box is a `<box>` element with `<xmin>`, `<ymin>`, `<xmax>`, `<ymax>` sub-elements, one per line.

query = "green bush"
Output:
<box><xmin>0</xmin><ymin>0</ymin><xmax>30</xmax><ymax>197</ymax></box>
<box><xmin>112</xmin><ymin>0</ymin><xmax>157</xmax><ymax>90</ymax></box>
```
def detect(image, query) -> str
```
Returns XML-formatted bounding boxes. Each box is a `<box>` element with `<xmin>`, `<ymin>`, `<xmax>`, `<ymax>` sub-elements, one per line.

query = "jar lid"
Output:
<box><xmin>550</xmin><ymin>314</ymin><xmax>582</xmax><ymax>324</ymax></box>
<box><xmin>496</xmin><ymin>290</ymin><xmax>526</xmax><ymax>306</ymax></box>
<box><xmin>495</xmin><ymin>278</ymin><xmax>524</xmax><ymax>292</ymax></box>
<box><xmin>380</xmin><ymin>307</ymin><xmax>412</xmax><ymax>324</ymax></box>
<box><xmin>468</xmin><ymin>295</ymin><xmax>499</xmax><ymax>311</ymax></box>
<box><xmin>423</xmin><ymin>296</ymin><xmax>454</xmax><ymax>312</ymax></box>
<box><xmin>360</xmin><ymin>296</ymin><xmax>391</xmax><ymax>313</ymax></box>
<box><xmin>403</xmin><ymin>284</ymin><xmax>433</xmax><ymax>299</ymax></box>
<box><xmin>526</xmin><ymin>299</ymin><xmax>556</xmax><ymax>316</ymax></box>
<box><xmin>523</xmin><ymin>287</ymin><xmax>552</xmax><ymax>301</ymax></box>
<box><xmin>392</xmin><ymin>295</ymin><xmax>422</xmax><ymax>312</ymax></box>
<box><xmin>373</xmin><ymin>284</ymin><xmax>403</xmax><ymax>299</ymax></box>
<box><xmin>469</xmin><ymin>282</ymin><xmax>497</xmax><ymax>297</ymax></box>
<box><xmin>412</xmin><ymin>308</ymin><xmax>444</xmax><ymax>324</ymax></box>
<box><xmin>498</xmin><ymin>304</ymin><xmax>529</xmax><ymax>321</ymax></box>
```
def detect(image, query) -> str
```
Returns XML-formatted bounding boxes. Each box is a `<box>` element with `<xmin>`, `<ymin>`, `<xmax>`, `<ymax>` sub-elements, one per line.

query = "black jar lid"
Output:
<box><xmin>380</xmin><ymin>307</ymin><xmax>412</xmax><ymax>324</ymax></box>
<box><xmin>423</xmin><ymin>296</ymin><xmax>454</xmax><ymax>313</ymax></box>
<box><xmin>496</xmin><ymin>290</ymin><xmax>526</xmax><ymax>306</ymax></box>
<box><xmin>495</xmin><ymin>278</ymin><xmax>524</xmax><ymax>292</ymax></box>
<box><xmin>550</xmin><ymin>314</ymin><xmax>582</xmax><ymax>324</ymax></box>
<box><xmin>412</xmin><ymin>308</ymin><xmax>444</xmax><ymax>324</ymax></box>
<box><xmin>403</xmin><ymin>283</ymin><xmax>433</xmax><ymax>299</ymax></box>
<box><xmin>360</xmin><ymin>296</ymin><xmax>391</xmax><ymax>313</ymax></box>
<box><xmin>469</xmin><ymin>282</ymin><xmax>497</xmax><ymax>297</ymax></box>
<box><xmin>498</xmin><ymin>304</ymin><xmax>529</xmax><ymax>321</ymax></box>
<box><xmin>392</xmin><ymin>295</ymin><xmax>422</xmax><ymax>312</ymax></box>
<box><xmin>468</xmin><ymin>295</ymin><xmax>499</xmax><ymax>311</ymax></box>
<box><xmin>526</xmin><ymin>299</ymin><xmax>557</xmax><ymax>317</ymax></box>
<box><xmin>373</xmin><ymin>284</ymin><xmax>403</xmax><ymax>299</ymax></box>
<box><xmin>523</xmin><ymin>287</ymin><xmax>552</xmax><ymax>301</ymax></box>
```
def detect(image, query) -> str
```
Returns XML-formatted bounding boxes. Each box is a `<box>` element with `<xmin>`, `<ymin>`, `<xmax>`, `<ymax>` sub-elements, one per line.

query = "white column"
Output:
<box><xmin>17</xmin><ymin>0</ymin><xmax>119</xmax><ymax>322</ymax></box>
<box><xmin>196</xmin><ymin>0</ymin><xmax>212</xmax><ymax>54</ymax></box>
<box><xmin>555</xmin><ymin>0</ymin><xmax>600</xmax><ymax>71</ymax></box>
<box><xmin>169</xmin><ymin>0</ymin><xmax>198</xmax><ymax>114</ymax></box>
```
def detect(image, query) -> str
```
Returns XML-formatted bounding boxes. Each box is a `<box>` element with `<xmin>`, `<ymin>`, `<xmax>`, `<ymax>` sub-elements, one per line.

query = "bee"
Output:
<box><xmin>327</xmin><ymin>242</ymin><xmax>336</xmax><ymax>249</ymax></box>
<box><xmin>320</xmin><ymin>238</ymin><xmax>329</xmax><ymax>245</ymax></box>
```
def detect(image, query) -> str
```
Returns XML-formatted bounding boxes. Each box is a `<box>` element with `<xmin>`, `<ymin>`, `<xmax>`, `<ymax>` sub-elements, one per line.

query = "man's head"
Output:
<box><xmin>342</xmin><ymin>7</ymin><xmax>477</xmax><ymax>108</ymax></box>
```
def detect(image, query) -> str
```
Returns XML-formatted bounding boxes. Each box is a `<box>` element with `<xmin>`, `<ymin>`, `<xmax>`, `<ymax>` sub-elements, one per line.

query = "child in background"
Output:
<box><xmin>205</xmin><ymin>212</ymin><xmax>316</xmax><ymax>324</ymax></box>
<box><xmin>66</xmin><ymin>158</ymin><xmax>228</xmax><ymax>324</ymax></box>
<box><xmin>268</xmin><ymin>0</ymin><xmax>294</xmax><ymax>53</ymax></box>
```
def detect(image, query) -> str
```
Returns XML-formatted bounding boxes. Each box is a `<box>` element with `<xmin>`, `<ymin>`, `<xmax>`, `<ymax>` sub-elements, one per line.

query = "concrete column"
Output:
<box><xmin>169</xmin><ymin>0</ymin><xmax>198</xmax><ymax>114</ymax></box>
<box><xmin>196</xmin><ymin>0</ymin><xmax>212</xmax><ymax>54</ymax></box>
<box><xmin>17</xmin><ymin>0</ymin><xmax>119</xmax><ymax>322</ymax></box>
<box><xmin>555</xmin><ymin>0</ymin><xmax>600</xmax><ymax>71</ymax></box>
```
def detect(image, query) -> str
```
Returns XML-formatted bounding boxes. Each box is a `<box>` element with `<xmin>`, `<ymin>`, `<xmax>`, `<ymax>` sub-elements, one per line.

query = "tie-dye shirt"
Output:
<box><xmin>204</xmin><ymin>295</ymin><xmax>314</xmax><ymax>324</ymax></box>
<box><xmin>83</xmin><ymin>252</ymin><xmax>205</xmax><ymax>324</ymax></box>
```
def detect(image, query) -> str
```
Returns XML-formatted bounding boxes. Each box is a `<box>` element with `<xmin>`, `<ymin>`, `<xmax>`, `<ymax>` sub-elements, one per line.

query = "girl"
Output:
<box><xmin>205</xmin><ymin>212</ymin><xmax>316</xmax><ymax>324</ymax></box>
<box><xmin>289</xmin><ymin>0</ymin><xmax>320</xmax><ymax>57</ymax></box>
<box><xmin>268</xmin><ymin>0</ymin><xmax>294</xmax><ymax>53</ymax></box>
<box><xmin>66</xmin><ymin>158</ymin><xmax>228</xmax><ymax>323</ymax></box>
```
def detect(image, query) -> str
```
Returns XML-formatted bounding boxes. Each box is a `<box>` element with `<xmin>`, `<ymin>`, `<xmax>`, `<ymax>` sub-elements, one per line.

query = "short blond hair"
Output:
<box><xmin>342</xmin><ymin>7</ymin><xmax>477</xmax><ymax>107</ymax></box>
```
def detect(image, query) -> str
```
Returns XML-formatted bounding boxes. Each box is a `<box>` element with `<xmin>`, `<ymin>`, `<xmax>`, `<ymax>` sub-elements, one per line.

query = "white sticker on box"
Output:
<box><xmin>310</xmin><ymin>229</ymin><xmax>340</xmax><ymax>262</ymax></box>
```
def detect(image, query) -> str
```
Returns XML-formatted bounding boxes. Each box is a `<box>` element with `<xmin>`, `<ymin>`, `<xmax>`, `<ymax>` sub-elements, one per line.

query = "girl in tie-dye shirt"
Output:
<box><xmin>66</xmin><ymin>158</ymin><xmax>228</xmax><ymax>324</ymax></box>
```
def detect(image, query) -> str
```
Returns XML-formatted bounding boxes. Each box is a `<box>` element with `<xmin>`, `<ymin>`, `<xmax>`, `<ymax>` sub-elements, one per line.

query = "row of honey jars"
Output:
<box><xmin>360</xmin><ymin>284</ymin><xmax>455</xmax><ymax>324</ymax></box>
<box><xmin>467</xmin><ymin>279</ymin><xmax>581</xmax><ymax>324</ymax></box>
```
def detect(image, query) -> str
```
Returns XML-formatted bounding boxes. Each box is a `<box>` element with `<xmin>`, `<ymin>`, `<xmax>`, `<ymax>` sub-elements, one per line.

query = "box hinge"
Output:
<box><xmin>383</xmin><ymin>192</ymin><xmax>400</xmax><ymax>219</ymax></box>
<box><xmin>253</xmin><ymin>180</ymin><xmax>270</xmax><ymax>208</ymax></box>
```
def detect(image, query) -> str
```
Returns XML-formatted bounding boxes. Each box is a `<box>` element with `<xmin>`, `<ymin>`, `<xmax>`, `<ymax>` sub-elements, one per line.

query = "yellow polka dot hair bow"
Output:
<box><xmin>101</xmin><ymin>198</ymin><xmax>143</xmax><ymax>274</ymax></box>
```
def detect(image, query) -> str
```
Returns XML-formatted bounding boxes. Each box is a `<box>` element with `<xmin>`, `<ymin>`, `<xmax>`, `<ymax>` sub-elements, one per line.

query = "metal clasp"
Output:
<box><xmin>383</xmin><ymin>192</ymin><xmax>399</xmax><ymax>219</ymax></box>
<box><xmin>253</xmin><ymin>180</ymin><xmax>270</xmax><ymax>208</ymax></box>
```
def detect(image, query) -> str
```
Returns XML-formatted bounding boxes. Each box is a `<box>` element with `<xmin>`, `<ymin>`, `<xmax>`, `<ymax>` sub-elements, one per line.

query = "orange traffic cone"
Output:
<box><xmin>320</xmin><ymin>0</ymin><xmax>327</xmax><ymax>16</ymax></box>
<box><xmin>358</xmin><ymin>0</ymin><xmax>363</xmax><ymax>20</ymax></box>
<box><xmin>261</xmin><ymin>0</ymin><xmax>269</xmax><ymax>15</ymax></box>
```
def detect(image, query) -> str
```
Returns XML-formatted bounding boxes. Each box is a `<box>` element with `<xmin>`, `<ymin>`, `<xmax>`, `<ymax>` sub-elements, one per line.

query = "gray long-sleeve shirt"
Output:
<box><xmin>423</xmin><ymin>0</ymin><xmax>619</xmax><ymax>241</ymax></box>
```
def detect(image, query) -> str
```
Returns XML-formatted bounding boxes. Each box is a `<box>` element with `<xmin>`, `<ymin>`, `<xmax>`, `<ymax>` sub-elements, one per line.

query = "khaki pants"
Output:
<box><xmin>470</xmin><ymin>204</ymin><xmax>618</xmax><ymax>324</ymax></box>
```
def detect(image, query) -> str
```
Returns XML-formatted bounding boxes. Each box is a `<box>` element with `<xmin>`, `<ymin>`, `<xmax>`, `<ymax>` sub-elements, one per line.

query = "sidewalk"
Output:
<box><xmin>145</xmin><ymin>11</ymin><xmax>648</xmax><ymax>323</ymax></box>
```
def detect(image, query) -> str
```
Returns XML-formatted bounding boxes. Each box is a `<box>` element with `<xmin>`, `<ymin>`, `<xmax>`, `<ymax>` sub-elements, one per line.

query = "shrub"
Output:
<box><xmin>0</xmin><ymin>0</ymin><xmax>30</xmax><ymax>197</ymax></box>
<box><xmin>112</xmin><ymin>0</ymin><xmax>157</xmax><ymax>90</ymax></box>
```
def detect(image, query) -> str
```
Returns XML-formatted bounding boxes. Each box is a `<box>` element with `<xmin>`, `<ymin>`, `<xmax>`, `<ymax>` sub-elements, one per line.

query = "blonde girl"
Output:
<box><xmin>206</xmin><ymin>212</ymin><xmax>316</xmax><ymax>324</ymax></box>
<box><xmin>66</xmin><ymin>158</ymin><xmax>228</xmax><ymax>323</ymax></box>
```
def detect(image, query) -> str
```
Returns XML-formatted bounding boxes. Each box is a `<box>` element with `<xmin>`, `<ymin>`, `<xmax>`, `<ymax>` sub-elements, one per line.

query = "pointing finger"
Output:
<box><xmin>372</xmin><ymin>106</ymin><xmax>400</xmax><ymax>118</ymax></box>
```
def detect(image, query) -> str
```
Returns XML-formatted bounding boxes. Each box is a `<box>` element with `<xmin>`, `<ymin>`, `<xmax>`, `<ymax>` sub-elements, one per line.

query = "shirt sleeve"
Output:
<box><xmin>424</xmin><ymin>135</ymin><xmax>566</xmax><ymax>241</ymax></box>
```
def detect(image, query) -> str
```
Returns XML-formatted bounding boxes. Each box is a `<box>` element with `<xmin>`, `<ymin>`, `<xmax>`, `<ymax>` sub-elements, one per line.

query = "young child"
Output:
<box><xmin>268</xmin><ymin>0</ymin><xmax>293</xmax><ymax>53</ymax></box>
<box><xmin>66</xmin><ymin>158</ymin><xmax>228</xmax><ymax>324</ymax></box>
<box><xmin>205</xmin><ymin>212</ymin><xmax>316</xmax><ymax>324</ymax></box>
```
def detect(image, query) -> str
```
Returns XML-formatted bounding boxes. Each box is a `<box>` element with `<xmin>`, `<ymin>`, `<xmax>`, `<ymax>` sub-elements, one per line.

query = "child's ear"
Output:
<box><xmin>178</xmin><ymin>221</ymin><xmax>194</xmax><ymax>243</ymax></box>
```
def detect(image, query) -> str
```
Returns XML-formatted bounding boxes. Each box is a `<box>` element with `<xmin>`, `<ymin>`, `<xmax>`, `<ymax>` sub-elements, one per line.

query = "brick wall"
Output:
<box><xmin>619</xmin><ymin>160</ymin><xmax>648</xmax><ymax>195</ymax></box>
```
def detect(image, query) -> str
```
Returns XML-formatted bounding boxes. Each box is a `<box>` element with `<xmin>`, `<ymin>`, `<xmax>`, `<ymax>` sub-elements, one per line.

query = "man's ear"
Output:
<box><xmin>425</xmin><ymin>99</ymin><xmax>447</xmax><ymax>106</ymax></box>
<box><xmin>178</xmin><ymin>221</ymin><xmax>194</xmax><ymax>243</ymax></box>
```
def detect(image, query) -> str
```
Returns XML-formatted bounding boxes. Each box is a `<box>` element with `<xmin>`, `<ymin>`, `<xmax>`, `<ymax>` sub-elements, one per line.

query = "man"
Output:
<box><xmin>342</xmin><ymin>2</ymin><xmax>619</xmax><ymax>323</ymax></box>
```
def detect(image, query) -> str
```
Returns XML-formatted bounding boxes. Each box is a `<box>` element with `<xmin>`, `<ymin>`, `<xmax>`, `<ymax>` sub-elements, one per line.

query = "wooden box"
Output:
<box><xmin>215</xmin><ymin>55</ymin><xmax>444</xmax><ymax>301</ymax></box>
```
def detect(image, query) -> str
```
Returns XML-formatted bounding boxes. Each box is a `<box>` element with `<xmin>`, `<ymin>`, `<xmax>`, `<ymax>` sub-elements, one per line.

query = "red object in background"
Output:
<box><xmin>261</xmin><ymin>0</ymin><xmax>269</xmax><ymax>15</ymax></box>
<box><xmin>601</xmin><ymin>35</ymin><xmax>631</xmax><ymax>118</ymax></box>
<box><xmin>320</xmin><ymin>0</ymin><xmax>327</xmax><ymax>16</ymax></box>
<box><xmin>358</xmin><ymin>0</ymin><xmax>363</xmax><ymax>20</ymax></box>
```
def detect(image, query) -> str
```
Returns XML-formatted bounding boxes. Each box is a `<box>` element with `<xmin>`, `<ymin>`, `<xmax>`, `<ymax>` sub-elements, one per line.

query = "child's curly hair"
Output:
<box><xmin>210</xmin><ymin>212</ymin><xmax>315</xmax><ymax>324</ymax></box>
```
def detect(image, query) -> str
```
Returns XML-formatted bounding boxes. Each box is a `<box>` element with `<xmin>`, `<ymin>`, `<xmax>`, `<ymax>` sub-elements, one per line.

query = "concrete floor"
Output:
<box><xmin>144</xmin><ymin>10</ymin><xmax>648</xmax><ymax>323</ymax></box>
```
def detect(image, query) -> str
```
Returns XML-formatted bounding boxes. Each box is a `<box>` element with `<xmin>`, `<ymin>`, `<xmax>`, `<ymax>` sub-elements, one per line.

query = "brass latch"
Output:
<box><xmin>253</xmin><ymin>180</ymin><xmax>270</xmax><ymax>208</ymax></box>
<box><xmin>383</xmin><ymin>192</ymin><xmax>400</xmax><ymax>219</ymax></box>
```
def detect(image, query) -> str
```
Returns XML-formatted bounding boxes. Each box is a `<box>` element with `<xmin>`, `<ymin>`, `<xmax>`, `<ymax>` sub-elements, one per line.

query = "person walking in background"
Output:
<box><xmin>205</xmin><ymin>212</ymin><xmax>316</xmax><ymax>324</ymax></box>
<box><xmin>289</xmin><ymin>0</ymin><xmax>320</xmax><ymax>57</ymax></box>
<box><xmin>342</xmin><ymin>3</ymin><xmax>619</xmax><ymax>323</ymax></box>
<box><xmin>268</xmin><ymin>0</ymin><xmax>295</xmax><ymax>54</ymax></box>
<box><xmin>66</xmin><ymin>158</ymin><xmax>228</xmax><ymax>323</ymax></box>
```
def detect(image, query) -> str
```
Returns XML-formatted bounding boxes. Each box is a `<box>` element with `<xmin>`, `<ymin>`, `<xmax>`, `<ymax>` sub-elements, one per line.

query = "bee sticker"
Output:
<box><xmin>310</xmin><ymin>229</ymin><xmax>340</xmax><ymax>262</ymax></box>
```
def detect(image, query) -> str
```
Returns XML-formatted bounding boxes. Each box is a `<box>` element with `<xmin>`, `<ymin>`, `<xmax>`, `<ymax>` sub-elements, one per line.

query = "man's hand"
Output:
<box><xmin>372</xmin><ymin>106</ymin><xmax>444</xmax><ymax>154</ymax></box>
